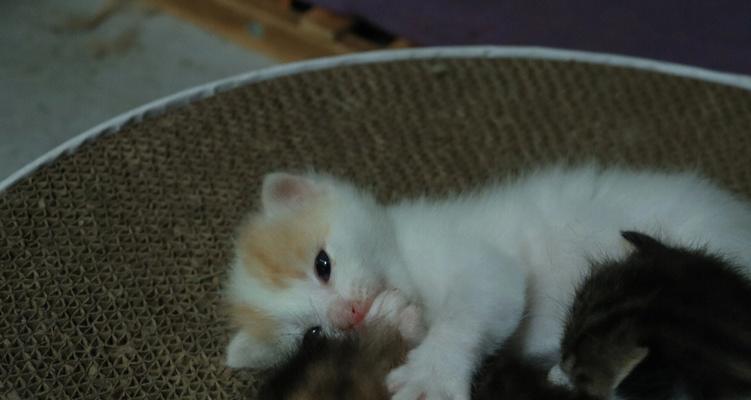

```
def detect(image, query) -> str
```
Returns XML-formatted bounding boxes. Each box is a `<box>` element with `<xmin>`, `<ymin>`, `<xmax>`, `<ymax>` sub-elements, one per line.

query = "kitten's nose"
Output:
<box><xmin>350</xmin><ymin>302</ymin><xmax>368</xmax><ymax>326</ymax></box>
<box><xmin>329</xmin><ymin>299</ymin><xmax>372</xmax><ymax>330</ymax></box>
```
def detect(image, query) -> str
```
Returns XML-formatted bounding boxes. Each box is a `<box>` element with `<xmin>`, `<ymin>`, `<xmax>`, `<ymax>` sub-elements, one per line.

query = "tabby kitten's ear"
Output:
<box><xmin>621</xmin><ymin>231</ymin><xmax>666</xmax><ymax>255</ymax></box>
<box><xmin>610</xmin><ymin>345</ymin><xmax>649</xmax><ymax>390</ymax></box>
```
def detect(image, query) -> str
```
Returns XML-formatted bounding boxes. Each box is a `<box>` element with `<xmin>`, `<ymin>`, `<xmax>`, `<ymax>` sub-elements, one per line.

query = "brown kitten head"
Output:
<box><xmin>555</xmin><ymin>231</ymin><xmax>662</xmax><ymax>398</ymax></box>
<box><xmin>256</xmin><ymin>322</ymin><xmax>408</xmax><ymax>400</ymax></box>
<box><xmin>558</xmin><ymin>338</ymin><xmax>648</xmax><ymax>399</ymax></box>
<box><xmin>559</xmin><ymin>230</ymin><xmax>751</xmax><ymax>399</ymax></box>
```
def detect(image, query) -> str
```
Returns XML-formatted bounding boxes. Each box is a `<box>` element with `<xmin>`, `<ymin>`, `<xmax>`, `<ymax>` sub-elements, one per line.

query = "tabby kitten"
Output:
<box><xmin>256</xmin><ymin>289</ymin><xmax>419</xmax><ymax>400</ymax></box>
<box><xmin>472</xmin><ymin>347</ymin><xmax>597</xmax><ymax>400</ymax></box>
<box><xmin>255</xmin><ymin>323</ymin><xmax>407</xmax><ymax>400</ymax></box>
<box><xmin>257</xmin><ymin>320</ymin><xmax>594</xmax><ymax>400</ymax></box>
<box><xmin>552</xmin><ymin>231</ymin><xmax>751</xmax><ymax>400</ymax></box>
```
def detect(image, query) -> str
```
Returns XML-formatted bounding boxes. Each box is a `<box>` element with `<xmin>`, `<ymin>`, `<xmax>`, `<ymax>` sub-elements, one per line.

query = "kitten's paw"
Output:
<box><xmin>386</xmin><ymin>353</ymin><xmax>469</xmax><ymax>400</ymax></box>
<box><xmin>367</xmin><ymin>290</ymin><xmax>426</xmax><ymax>346</ymax></box>
<box><xmin>398</xmin><ymin>304</ymin><xmax>426</xmax><ymax>345</ymax></box>
<box><xmin>547</xmin><ymin>363</ymin><xmax>574</xmax><ymax>388</ymax></box>
<box><xmin>366</xmin><ymin>289</ymin><xmax>408</xmax><ymax>324</ymax></box>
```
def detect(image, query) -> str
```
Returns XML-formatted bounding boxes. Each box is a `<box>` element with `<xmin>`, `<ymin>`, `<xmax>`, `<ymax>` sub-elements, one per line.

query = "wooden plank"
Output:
<box><xmin>388</xmin><ymin>37</ymin><xmax>413</xmax><ymax>48</ymax></box>
<box><xmin>338</xmin><ymin>32</ymin><xmax>381</xmax><ymax>51</ymax></box>
<box><xmin>299</xmin><ymin>8</ymin><xmax>352</xmax><ymax>40</ymax></box>
<box><xmin>215</xmin><ymin>0</ymin><xmax>298</xmax><ymax>25</ymax></box>
<box><xmin>147</xmin><ymin>0</ymin><xmax>411</xmax><ymax>61</ymax></box>
<box><xmin>212</xmin><ymin>0</ymin><xmax>360</xmax><ymax>52</ymax></box>
<box><xmin>147</xmin><ymin>0</ymin><xmax>336</xmax><ymax>61</ymax></box>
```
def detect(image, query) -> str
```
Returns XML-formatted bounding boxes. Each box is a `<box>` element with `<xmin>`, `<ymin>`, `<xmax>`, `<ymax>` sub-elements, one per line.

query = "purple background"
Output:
<box><xmin>313</xmin><ymin>0</ymin><xmax>751</xmax><ymax>75</ymax></box>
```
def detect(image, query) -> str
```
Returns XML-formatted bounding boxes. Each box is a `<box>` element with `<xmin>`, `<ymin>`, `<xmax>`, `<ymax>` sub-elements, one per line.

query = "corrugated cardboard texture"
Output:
<box><xmin>2</xmin><ymin>58</ymin><xmax>751</xmax><ymax>398</ymax></box>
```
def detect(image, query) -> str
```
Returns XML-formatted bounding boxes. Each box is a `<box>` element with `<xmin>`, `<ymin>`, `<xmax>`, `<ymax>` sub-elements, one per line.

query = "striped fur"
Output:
<box><xmin>256</xmin><ymin>322</ymin><xmax>598</xmax><ymax>400</ymax></box>
<box><xmin>558</xmin><ymin>231</ymin><xmax>751</xmax><ymax>400</ymax></box>
<box><xmin>256</xmin><ymin>323</ymin><xmax>407</xmax><ymax>400</ymax></box>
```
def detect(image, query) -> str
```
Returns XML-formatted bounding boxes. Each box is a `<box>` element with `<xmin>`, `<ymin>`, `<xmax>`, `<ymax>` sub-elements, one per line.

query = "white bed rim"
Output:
<box><xmin>3</xmin><ymin>45</ymin><xmax>750</xmax><ymax>192</ymax></box>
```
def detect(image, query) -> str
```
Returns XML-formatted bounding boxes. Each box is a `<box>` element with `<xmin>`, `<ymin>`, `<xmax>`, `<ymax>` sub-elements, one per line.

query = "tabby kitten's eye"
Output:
<box><xmin>314</xmin><ymin>250</ymin><xmax>331</xmax><ymax>283</ymax></box>
<box><xmin>303</xmin><ymin>326</ymin><xmax>322</xmax><ymax>345</ymax></box>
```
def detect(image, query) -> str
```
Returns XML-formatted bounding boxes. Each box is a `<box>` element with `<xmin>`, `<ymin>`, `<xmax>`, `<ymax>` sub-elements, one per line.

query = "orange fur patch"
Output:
<box><xmin>237</xmin><ymin>203</ymin><xmax>329</xmax><ymax>288</ymax></box>
<box><xmin>229</xmin><ymin>304</ymin><xmax>278</xmax><ymax>344</ymax></box>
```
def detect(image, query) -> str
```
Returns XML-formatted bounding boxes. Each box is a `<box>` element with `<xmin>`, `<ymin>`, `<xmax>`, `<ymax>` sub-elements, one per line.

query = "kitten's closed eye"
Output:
<box><xmin>314</xmin><ymin>250</ymin><xmax>331</xmax><ymax>283</ymax></box>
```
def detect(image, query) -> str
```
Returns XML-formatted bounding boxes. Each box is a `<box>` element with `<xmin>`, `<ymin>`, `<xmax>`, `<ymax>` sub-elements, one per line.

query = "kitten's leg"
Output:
<box><xmin>397</xmin><ymin>303</ymin><xmax>426</xmax><ymax>346</ymax></box>
<box><xmin>366</xmin><ymin>289</ymin><xmax>426</xmax><ymax>345</ymax></box>
<box><xmin>386</xmin><ymin>248</ymin><xmax>526</xmax><ymax>400</ymax></box>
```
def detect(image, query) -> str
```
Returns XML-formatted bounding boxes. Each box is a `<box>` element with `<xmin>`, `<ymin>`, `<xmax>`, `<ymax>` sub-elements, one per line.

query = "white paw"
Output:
<box><xmin>386</xmin><ymin>350</ymin><xmax>469</xmax><ymax>400</ymax></box>
<box><xmin>547</xmin><ymin>363</ymin><xmax>573</xmax><ymax>388</ymax></box>
<box><xmin>366</xmin><ymin>290</ymin><xmax>426</xmax><ymax>347</ymax></box>
<box><xmin>398</xmin><ymin>304</ymin><xmax>426</xmax><ymax>345</ymax></box>
<box><xmin>366</xmin><ymin>289</ymin><xmax>408</xmax><ymax>324</ymax></box>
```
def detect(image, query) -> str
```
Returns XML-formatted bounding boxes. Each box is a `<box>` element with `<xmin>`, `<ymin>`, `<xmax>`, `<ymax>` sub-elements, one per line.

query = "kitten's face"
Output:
<box><xmin>555</xmin><ymin>276</ymin><xmax>625</xmax><ymax>398</ymax></box>
<box><xmin>225</xmin><ymin>173</ymin><xmax>397</xmax><ymax>368</ymax></box>
<box><xmin>556</xmin><ymin>337</ymin><xmax>646</xmax><ymax>399</ymax></box>
<box><xmin>257</xmin><ymin>322</ymin><xmax>407</xmax><ymax>400</ymax></box>
<box><xmin>552</xmin><ymin>231</ymin><xmax>660</xmax><ymax>399</ymax></box>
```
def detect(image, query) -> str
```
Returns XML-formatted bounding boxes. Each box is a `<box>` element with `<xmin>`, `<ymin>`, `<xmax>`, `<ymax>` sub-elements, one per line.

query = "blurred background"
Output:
<box><xmin>2</xmin><ymin>0</ymin><xmax>750</xmax><ymax>181</ymax></box>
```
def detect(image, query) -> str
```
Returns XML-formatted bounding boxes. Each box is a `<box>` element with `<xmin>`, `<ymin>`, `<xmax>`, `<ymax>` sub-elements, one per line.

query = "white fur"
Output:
<box><xmin>547</xmin><ymin>364</ymin><xmax>573</xmax><ymax>388</ymax></box>
<box><xmin>365</xmin><ymin>289</ymin><xmax>426</xmax><ymax>345</ymax></box>
<box><xmin>227</xmin><ymin>165</ymin><xmax>751</xmax><ymax>400</ymax></box>
<box><xmin>224</xmin><ymin>174</ymin><xmax>390</xmax><ymax>368</ymax></box>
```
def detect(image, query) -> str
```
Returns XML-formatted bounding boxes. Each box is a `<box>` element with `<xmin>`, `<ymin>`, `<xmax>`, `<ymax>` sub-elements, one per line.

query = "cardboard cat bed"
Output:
<box><xmin>2</xmin><ymin>47</ymin><xmax>751</xmax><ymax>399</ymax></box>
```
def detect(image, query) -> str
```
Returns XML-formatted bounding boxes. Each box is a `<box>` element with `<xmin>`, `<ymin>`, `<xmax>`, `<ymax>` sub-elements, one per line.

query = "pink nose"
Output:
<box><xmin>330</xmin><ymin>299</ymin><xmax>372</xmax><ymax>330</ymax></box>
<box><xmin>350</xmin><ymin>302</ymin><xmax>368</xmax><ymax>326</ymax></box>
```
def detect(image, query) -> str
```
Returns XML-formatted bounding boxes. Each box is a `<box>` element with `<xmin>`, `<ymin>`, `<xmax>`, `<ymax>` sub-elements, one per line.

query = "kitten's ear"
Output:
<box><xmin>225</xmin><ymin>331</ymin><xmax>280</xmax><ymax>369</ymax></box>
<box><xmin>621</xmin><ymin>231</ymin><xmax>665</xmax><ymax>255</ymax></box>
<box><xmin>261</xmin><ymin>172</ymin><xmax>320</xmax><ymax>214</ymax></box>
<box><xmin>611</xmin><ymin>346</ymin><xmax>649</xmax><ymax>390</ymax></box>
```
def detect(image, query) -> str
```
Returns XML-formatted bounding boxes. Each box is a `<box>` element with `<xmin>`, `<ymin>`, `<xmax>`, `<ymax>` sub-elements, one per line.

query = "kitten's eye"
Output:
<box><xmin>302</xmin><ymin>326</ymin><xmax>322</xmax><ymax>345</ymax></box>
<box><xmin>314</xmin><ymin>250</ymin><xmax>331</xmax><ymax>283</ymax></box>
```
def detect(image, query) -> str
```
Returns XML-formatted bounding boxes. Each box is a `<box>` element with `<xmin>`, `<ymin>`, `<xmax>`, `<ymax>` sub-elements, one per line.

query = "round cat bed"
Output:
<box><xmin>2</xmin><ymin>47</ymin><xmax>751</xmax><ymax>399</ymax></box>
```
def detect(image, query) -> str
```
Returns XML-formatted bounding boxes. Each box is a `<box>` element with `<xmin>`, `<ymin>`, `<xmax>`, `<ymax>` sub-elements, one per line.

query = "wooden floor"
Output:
<box><xmin>148</xmin><ymin>0</ymin><xmax>411</xmax><ymax>61</ymax></box>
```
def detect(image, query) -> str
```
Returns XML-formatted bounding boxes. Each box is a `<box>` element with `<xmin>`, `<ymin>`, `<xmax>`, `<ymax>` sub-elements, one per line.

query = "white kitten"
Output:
<box><xmin>224</xmin><ymin>165</ymin><xmax>751</xmax><ymax>400</ymax></box>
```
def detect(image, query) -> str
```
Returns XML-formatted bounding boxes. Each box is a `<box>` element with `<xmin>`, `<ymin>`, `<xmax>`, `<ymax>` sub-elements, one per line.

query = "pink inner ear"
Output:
<box><xmin>263</xmin><ymin>173</ymin><xmax>316</xmax><ymax>208</ymax></box>
<box><xmin>272</xmin><ymin>178</ymin><xmax>306</xmax><ymax>202</ymax></box>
